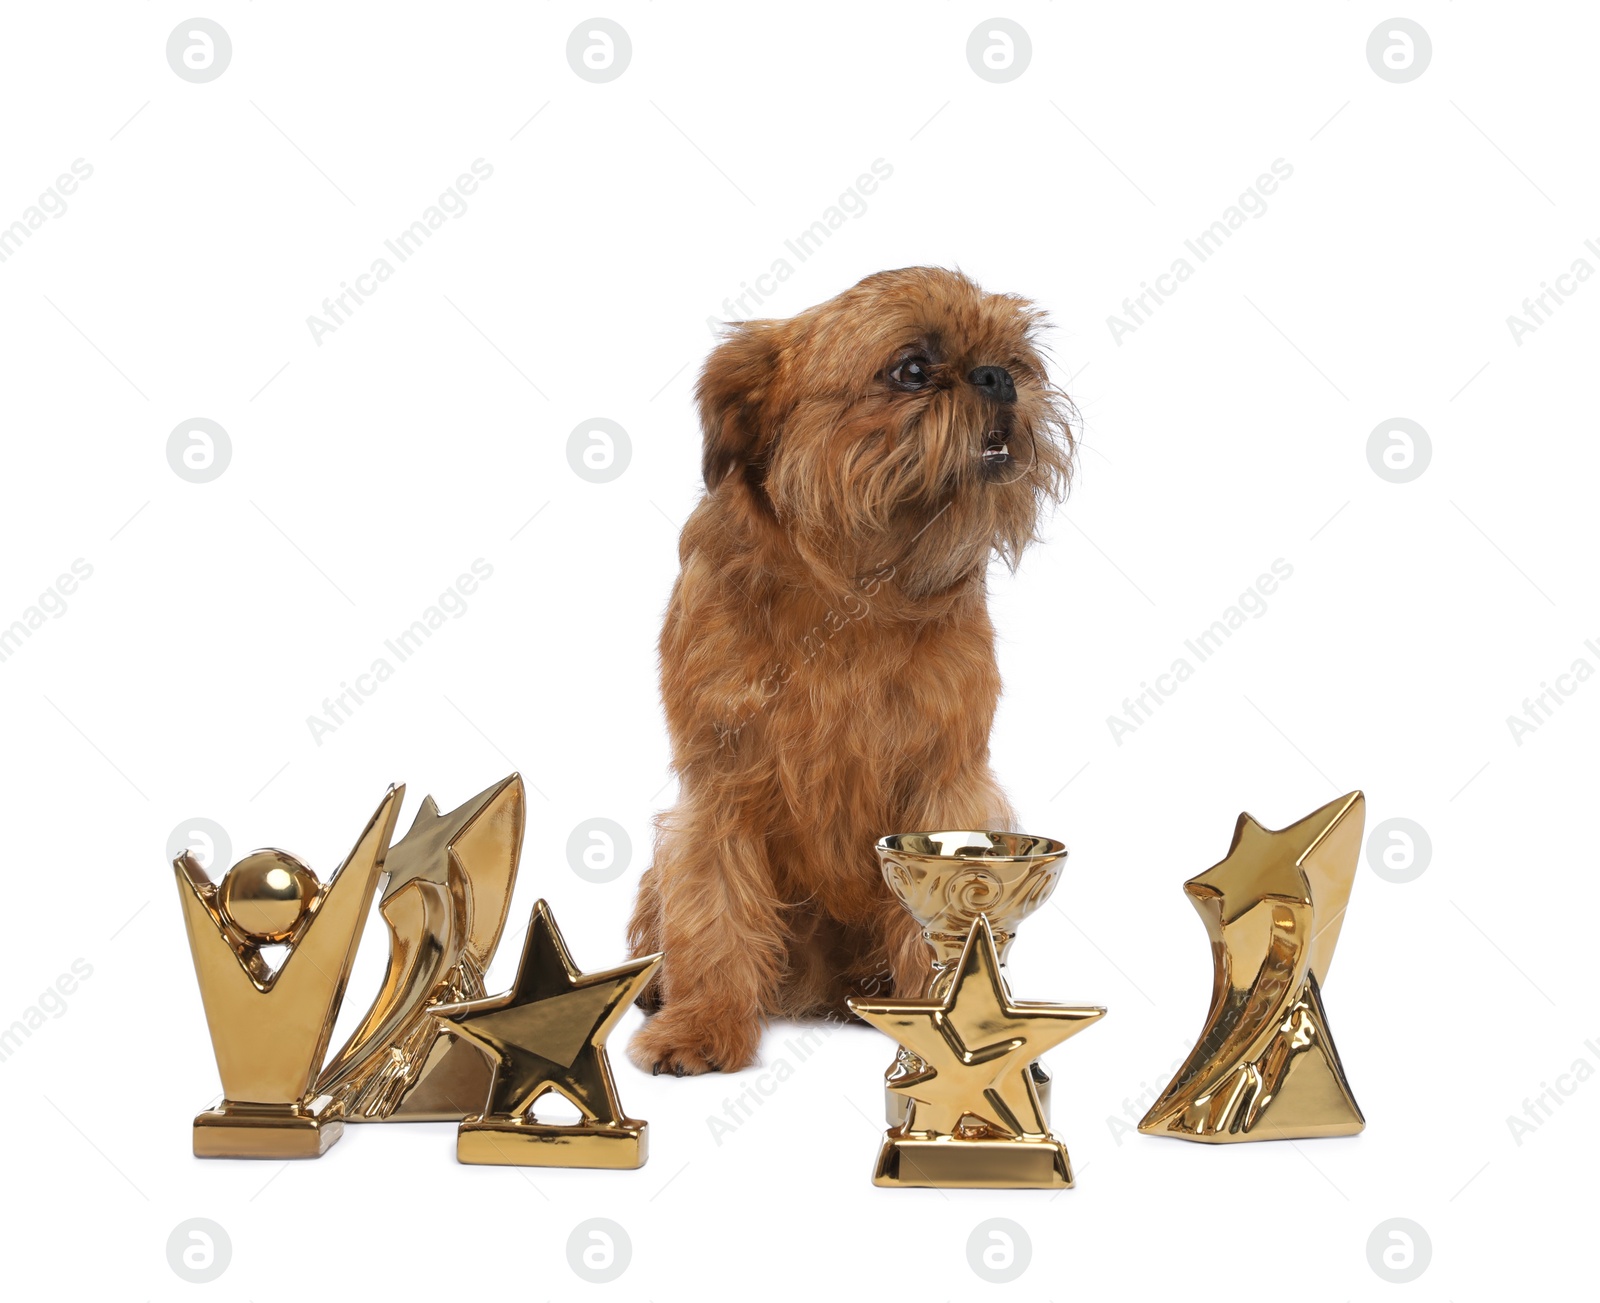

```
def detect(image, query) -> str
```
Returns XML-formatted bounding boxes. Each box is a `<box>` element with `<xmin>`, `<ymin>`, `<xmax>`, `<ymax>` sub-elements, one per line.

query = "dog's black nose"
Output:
<box><xmin>968</xmin><ymin>365</ymin><xmax>1017</xmax><ymax>404</ymax></box>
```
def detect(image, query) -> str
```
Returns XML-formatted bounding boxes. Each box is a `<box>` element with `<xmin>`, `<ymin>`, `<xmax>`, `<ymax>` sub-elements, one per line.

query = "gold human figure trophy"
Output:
<box><xmin>173</xmin><ymin>785</ymin><xmax>403</xmax><ymax>1158</ymax></box>
<box><xmin>1139</xmin><ymin>791</ymin><xmax>1367</xmax><ymax>1143</ymax></box>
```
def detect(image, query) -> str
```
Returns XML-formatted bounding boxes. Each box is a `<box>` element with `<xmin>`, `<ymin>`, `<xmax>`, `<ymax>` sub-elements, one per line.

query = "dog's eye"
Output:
<box><xmin>889</xmin><ymin>356</ymin><xmax>932</xmax><ymax>390</ymax></box>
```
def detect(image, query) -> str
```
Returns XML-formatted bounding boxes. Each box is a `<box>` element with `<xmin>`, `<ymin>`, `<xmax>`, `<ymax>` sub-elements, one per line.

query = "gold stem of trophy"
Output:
<box><xmin>875</xmin><ymin>831</ymin><xmax>1069</xmax><ymax>1127</ymax></box>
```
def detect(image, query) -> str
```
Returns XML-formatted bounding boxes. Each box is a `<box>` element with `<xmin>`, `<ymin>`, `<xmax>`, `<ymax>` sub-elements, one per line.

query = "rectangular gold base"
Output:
<box><xmin>456</xmin><ymin>1119</ymin><xmax>648</xmax><ymax>1169</ymax></box>
<box><xmin>872</xmin><ymin>1134</ymin><xmax>1073</xmax><ymax>1189</ymax></box>
<box><xmin>193</xmin><ymin>1100</ymin><xmax>343</xmax><ymax>1160</ymax></box>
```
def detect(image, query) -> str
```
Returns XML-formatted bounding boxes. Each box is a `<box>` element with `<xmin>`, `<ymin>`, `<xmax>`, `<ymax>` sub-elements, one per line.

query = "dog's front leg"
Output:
<box><xmin>625</xmin><ymin>812</ymin><xmax>786</xmax><ymax>1075</ymax></box>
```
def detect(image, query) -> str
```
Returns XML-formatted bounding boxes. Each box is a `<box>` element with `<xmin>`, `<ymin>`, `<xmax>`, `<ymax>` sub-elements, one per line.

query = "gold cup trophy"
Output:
<box><xmin>848</xmin><ymin>832</ymin><xmax>1106</xmax><ymax>1189</ymax></box>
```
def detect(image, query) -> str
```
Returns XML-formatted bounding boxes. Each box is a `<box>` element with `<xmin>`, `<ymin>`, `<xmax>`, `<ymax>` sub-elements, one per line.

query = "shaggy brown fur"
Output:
<box><xmin>626</xmin><ymin>267</ymin><xmax>1074</xmax><ymax>1075</ymax></box>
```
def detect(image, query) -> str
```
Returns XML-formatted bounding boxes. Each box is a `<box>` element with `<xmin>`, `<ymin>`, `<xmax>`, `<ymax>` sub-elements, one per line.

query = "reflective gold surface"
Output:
<box><xmin>175</xmin><ymin>785</ymin><xmax>404</xmax><ymax>1158</ymax></box>
<box><xmin>877</xmin><ymin>831</ymin><xmax>1069</xmax><ymax>967</ymax></box>
<box><xmin>849</xmin><ymin>914</ymin><xmax>1104</xmax><ymax>1188</ymax></box>
<box><xmin>434</xmin><ymin>899</ymin><xmax>661</xmax><ymax>1168</ymax></box>
<box><xmin>1139</xmin><ymin>791</ymin><xmax>1367</xmax><ymax>1143</ymax></box>
<box><xmin>318</xmin><ymin>775</ymin><xmax>525</xmax><ymax>1121</ymax></box>
<box><xmin>216</xmin><ymin>851</ymin><xmax>317</xmax><ymax>941</ymax></box>
<box><xmin>875</xmin><ymin>831</ymin><xmax>1069</xmax><ymax>1126</ymax></box>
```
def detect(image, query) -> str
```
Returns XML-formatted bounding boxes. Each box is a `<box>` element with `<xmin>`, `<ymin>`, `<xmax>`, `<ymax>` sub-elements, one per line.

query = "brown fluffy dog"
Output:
<box><xmin>626</xmin><ymin>267</ymin><xmax>1073</xmax><ymax>1075</ymax></box>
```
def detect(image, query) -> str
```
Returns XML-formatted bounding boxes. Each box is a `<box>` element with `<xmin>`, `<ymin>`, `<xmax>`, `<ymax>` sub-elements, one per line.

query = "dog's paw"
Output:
<box><xmin>627</xmin><ymin>1015</ymin><xmax>753</xmax><ymax>1076</ymax></box>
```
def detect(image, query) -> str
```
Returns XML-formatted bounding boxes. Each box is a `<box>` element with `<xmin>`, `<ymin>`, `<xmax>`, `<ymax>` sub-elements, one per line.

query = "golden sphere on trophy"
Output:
<box><xmin>217</xmin><ymin>850</ymin><xmax>318</xmax><ymax>942</ymax></box>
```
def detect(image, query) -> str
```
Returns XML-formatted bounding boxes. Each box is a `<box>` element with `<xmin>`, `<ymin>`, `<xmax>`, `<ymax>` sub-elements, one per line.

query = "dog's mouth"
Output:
<box><xmin>979</xmin><ymin>425</ymin><xmax>1013</xmax><ymax>470</ymax></box>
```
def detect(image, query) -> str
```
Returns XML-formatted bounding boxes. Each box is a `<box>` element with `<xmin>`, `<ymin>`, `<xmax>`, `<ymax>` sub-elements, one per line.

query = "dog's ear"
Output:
<box><xmin>698</xmin><ymin>321</ymin><xmax>780</xmax><ymax>490</ymax></box>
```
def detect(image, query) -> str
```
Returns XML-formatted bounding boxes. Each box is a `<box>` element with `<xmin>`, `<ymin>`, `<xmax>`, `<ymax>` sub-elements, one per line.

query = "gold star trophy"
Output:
<box><xmin>1139</xmin><ymin>791</ymin><xmax>1367</xmax><ymax>1143</ymax></box>
<box><xmin>433</xmin><ymin>899</ymin><xmax>661</xmax><ymax>1168</ymax></box>
<box><xmin>173</xmin><ymin>785</ymin><xmax>404</xmax><ymax>1158</ymax></box>
<box><xmin>317</xmin><ymin>775</ymin><xmax>525</xmax><ymax>1121</ymax></box>
<box><xmin>872</xmin><ymin>831</ymin><xmax>1074</xmax><ymax>1126</ymax></box>
<box><xmin>850</xmin><ymin>831</ymin><xmax>1105</xmax><ymax>1189</ymax></box>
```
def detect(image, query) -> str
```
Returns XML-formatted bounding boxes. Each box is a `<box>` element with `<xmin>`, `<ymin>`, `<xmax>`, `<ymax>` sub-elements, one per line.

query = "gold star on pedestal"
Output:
<box><xmin>431</xmin><ymin>899</ymin><xmax>659</xmax><ymax>1127</ymax></box>
<box><xmin>850</xmin><ymin>915</ymin><xmax>1104</xmax><ymax>1139</ymax></box>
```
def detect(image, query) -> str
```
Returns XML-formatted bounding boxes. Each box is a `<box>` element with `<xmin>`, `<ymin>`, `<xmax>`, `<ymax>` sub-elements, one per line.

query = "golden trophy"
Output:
<box><xmin>849</xmin><ymin>831</ymin><xmax>1105</xmax><ymax>1189</ymax></box>
<box><xmin>317</xmin><ymin>775</ymin><xmax>524</xmax><ymax>1121</ymax></box>
<box><xmin>1139</xmin><ymin>791</ymin><xmax>1367</xmax><ymax>1143</ymax></box>
<box><xmin>873</xmin><ymin>831</ymin><xmax>1070</xmax><ymax>1126</ymax></box>
<box><xmin>433</xmin><ymin>899</ymin><xmax>661</xmax><ymax>1169</ymax></box>
<box><xmin>173</xmin><ymin>785</ymin><xmax>404</xmax><ymax>1158</ymax></box>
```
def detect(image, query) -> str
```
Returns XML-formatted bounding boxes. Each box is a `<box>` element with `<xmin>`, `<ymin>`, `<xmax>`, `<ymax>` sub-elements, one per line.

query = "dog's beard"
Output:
<box><xmin>766</xmin><ymin>387</ymin><xmax>1074</xmax><ymax>598</ymax></box>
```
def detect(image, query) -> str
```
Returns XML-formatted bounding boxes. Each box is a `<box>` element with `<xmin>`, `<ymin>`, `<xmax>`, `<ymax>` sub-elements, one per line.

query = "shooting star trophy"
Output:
<box><xmin>1139</xmin><ymin>791</ymin><xmax>1367</xmax><ymax>1142</ymax></box>
<box><xmin>318</xmin><ymin>775</ymin><xmax>525</xmax><ymax>1121</ymax></box>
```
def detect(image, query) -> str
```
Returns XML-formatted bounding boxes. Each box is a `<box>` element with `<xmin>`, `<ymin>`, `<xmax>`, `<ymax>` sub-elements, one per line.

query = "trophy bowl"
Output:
<box><xmin>877</xmin><ymin>830</ymin><xmax>1068</xmax><ymax>975</ymax></box>
<box><xmin>876</xmin><ymin>831</ymin><xmax>1069</xmax><ymax>1125</ymax></box>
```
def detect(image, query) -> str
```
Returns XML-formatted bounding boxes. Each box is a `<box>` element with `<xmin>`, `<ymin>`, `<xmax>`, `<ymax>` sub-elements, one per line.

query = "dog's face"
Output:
<box><xmin>698</xmin><ymin>267</ymin><xmax>1074</xmax><ymax>593</ymax></box>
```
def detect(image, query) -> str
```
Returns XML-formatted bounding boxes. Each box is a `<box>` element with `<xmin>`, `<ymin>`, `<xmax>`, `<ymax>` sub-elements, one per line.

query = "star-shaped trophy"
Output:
<box><xmin>432</xmin><ymin>899</ymin><xmax>661</xmax><ymax>1168</ymax></box>
<box><xmin>849</xmin><ymin>914</ymin><xmax>1104</xmax><ymax>1188</ymax></box>
<box><xmin>318</xmin><ymin>775</ymin><xmax>524</xmax><ymax>1121</ymax></box>
<box><xmin>1139</xmin><ymin>791</ymin><xmax>1367</xmax><ymax>1142</ymax></box>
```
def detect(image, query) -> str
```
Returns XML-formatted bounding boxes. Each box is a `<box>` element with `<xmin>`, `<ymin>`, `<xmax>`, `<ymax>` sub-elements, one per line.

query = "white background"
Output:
<box><xmin>1</xmin><ymin>3</ymin><xmax>1595</xmax><ymax>1298</ymax></box>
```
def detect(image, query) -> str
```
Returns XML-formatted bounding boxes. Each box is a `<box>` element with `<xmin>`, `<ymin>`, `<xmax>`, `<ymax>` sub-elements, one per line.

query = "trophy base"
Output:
<box><xmin>1137</xmin><ymin>1118</ymin><xmax>1366</xmax><ymax>1144</ymax></box>
<box><xmin>192</xmin><ymin>1099</ymin><xmax>343</xmax><ymax>1159</ymax></box>
<box><xmin>1138</xmin><ymin>972</ymin><xmax>1366</xmax><ymax>1144</ymax></box>
<box><xmin>872</xmin><ymin>1133</ymin><xmax>1074</xmax><ymax>1189</ymax></box>
<box><xmin>1137</xmin><ymin>1105</ymin><xmax>1366</xmax><ymax>1143</ymax></box>
<box><xmin>456</xmin><ymin>1118</ymin><xmax>648</xmax><ymax>1169</ymax></box>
